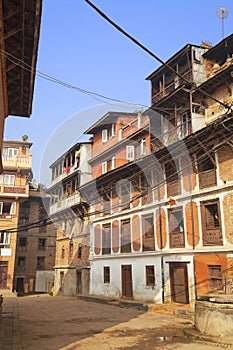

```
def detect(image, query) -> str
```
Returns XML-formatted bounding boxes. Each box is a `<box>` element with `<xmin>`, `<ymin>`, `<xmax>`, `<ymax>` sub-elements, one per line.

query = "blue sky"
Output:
<box><xmin>4</xmin><ymin>0</ymin><xmax>233</xmax><ymax>185</ymax></box>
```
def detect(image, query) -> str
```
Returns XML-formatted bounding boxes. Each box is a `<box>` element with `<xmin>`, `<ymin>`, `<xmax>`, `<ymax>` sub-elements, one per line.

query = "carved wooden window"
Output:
<box><xmin>142</xmin><ymin>214</ymin><xmax>155</xmax><ymax>251</ymax></box>
<box><xmin>197</xmin><ymin>151</ymin><xmax>217</xmax><ymax>189</ymax></box>
<box><xmin>165</xmin><ymin>160</ymin><xmax>180</xmax><ymax>197</ymax></box>
<box><xmin>102</xmin><ymin>224</ymin><xmax>111</xmax><ymax>255</ymax></box>
<box><xmin>121</xmin><ymin>219</ymin><xmax>131</xmax><ymax>253</ymax></box>
<box><xmin>168</xmin><ymin>207</ymin><xmax>185</xmax><ymax>248</ymax></box>
<box><xmin>104</xmin><ymin>266</ymin><xmax>110</xmax><ymax>284</ymax></box>
<box><xmin>119</xmin><ymin>181</ymin><xmax>131</xmax><ymax>210</ymax></box>
<box><xmin>146</xmin><ymin>265</ymin><xmax>155</xmax><ymax>286</ymax></box>
<box><xmin>201</xmin><ymin>201</ymin><xmax>223</xmax><ymax>246</ymax></box>
<box><xmin>208</xmin><ymin>265</ymin><xmax>223</xmax><ymax>292</ymax></box>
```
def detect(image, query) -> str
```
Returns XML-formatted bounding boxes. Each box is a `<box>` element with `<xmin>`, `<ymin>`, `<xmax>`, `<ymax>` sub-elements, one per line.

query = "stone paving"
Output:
<box><xmin>0</xmin><ymin>295</ymin><xmax>232</xmax><ymax>350</ymax></box>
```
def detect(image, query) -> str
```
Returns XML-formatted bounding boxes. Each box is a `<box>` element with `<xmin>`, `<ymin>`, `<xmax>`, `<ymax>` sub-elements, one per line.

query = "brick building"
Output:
<box><xmin>0</xmin><ymin>140</ymin><xmax>33</xmax><ymax>294</ymax></box>
<box><xmin>48</xmin><ymin>141</ymin><xmax>92</xmax><ymax>296</ymax></box>
<box><xmin>80</xmin><ymin>34</ymin><xmax>233</xmax><ymax>306</ymax></box>
<box><xmin>14</xmin><ymin>184</ymin><xmax>57</xmax><ymax>294</ymax></box>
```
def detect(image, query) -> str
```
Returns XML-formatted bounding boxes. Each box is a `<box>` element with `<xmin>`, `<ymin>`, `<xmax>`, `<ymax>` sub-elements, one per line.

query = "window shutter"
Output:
<box><xmin>102</xmin><ymin>129</ymin><xmax>108</xmax><ymax>143</ymax></box>
<box><xmin>0</xmin><ymin>202</ymin><xmax>3</xmax><ymax>214</ymax></box>
<box><xmin>126</xmin><ymin>146</ymin><xmax>134</xmax><ymax>161</ymax></box>
<box><xmin>10</xmin><ymin>202</ymin><xmax>16</xmax><ymax>215</ymax></box>
<box><xmin>102</xmin><ymin>162</ymin><xmax>107</xmax><ymax>174</ymax></box>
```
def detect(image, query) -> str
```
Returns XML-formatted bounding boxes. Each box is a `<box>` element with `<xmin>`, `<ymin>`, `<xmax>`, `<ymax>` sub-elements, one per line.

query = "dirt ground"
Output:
<box><xmin>0</xmin><ymin>295</ymin><xmax>232</xmax><ymax>350</ymax></box>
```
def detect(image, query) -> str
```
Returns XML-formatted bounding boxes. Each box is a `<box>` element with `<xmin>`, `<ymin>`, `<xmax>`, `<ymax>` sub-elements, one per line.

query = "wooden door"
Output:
<box><xmin>169</xmin><ymin>262</ymin><xmax>189</xmax><ymax>304</ymax></box>
<box><xmin>0</xmin><ymin>262</ymin><xmax>8</xmax><ymax>289</ymax></box>
<box><xmin>121</xmin><ymin>265</ymin><xmax>133</xmax><ymax>299</ymax></box>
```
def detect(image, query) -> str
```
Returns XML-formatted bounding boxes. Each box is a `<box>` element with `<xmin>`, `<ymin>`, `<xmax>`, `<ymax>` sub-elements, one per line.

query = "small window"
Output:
<box><xmin>146</xmin><ymin>265</ymin><xmax>155</xmax><ymax>286</ymax></box>
<box><xmin>38</xmin><ymin>238</ymin><xmax>46</xmax><ymax>251</ymax></box>
<box><xmin>109</xmin><ymin>124</ymin><xmax>116</xmax><ymax>137</ymax></box>
<box><xmin>19</xmin><ymin>237</ymin><xmax>27</xmax><ymax>247</ymax></box>
<box><xmin>4</xmin><ymin>175</ymin><xmax>15</xmax><ymax>186</ymax></box>
<box><xmin>0</xmin><ymin>231</ymin><xmax>10</xmax><ymax>245</ymax></box>
<box><xmin>102</xmin><ymin>161</ymin><xmax>107</xmax><ymax>174</ymax></box>
<box><xmin>112</xmin><ymin>156</ymin><xmax>116</xmax><ymax>170</ymax></box>
<box><xmin>78</xmin><ymin>245</ymin><xmax>82</xmax><ymax>259</ymax></box>
<box><xmin>10</xmin><ymin>202</ymin><xmax>16</xmax><ymax>215</ymax></box>
<box><xmin>104</xmin><ymin>266</ymin><xmax>110</xmax><ymax>283</ymax></box>
<box><xmin>142</xmin><ymin>214</ymin><xmax>155</xmax><ymax>251</ymax></box>
<box><xmin>18</xmin><ymin>257</ymin><xmax>26</xmax><ymax>268</ymax></box>
<box><xmin>140</xmin><ymin>138</ymin><xmax>146</xmax><ymax>156</ymax></box>
<box><xmin>69</xmin><ymin>241</ymin><xmax>74</xmax><ymax>257</ymax></box>
<box><xmin>126</xmin><ymin>145</ymin><xmax>135</xmax><ymax>161</ymax></box>
<box><xmin>37</xmin><ymin>257</ymin><xmax>45</xmax><ymax>270</ymax></box>
<box><xmin>208</xmin><ymin>265</ymin><xmax>223</xmax><ymax>292</ymax></box>
<box><xmin>102</xmin><ymin>129</ymin><xmax>108</xmax><ymax>143</ymax></box>
<box><xmin>61</xmin><ymin>246</ymin><xmax>65</xmax><ymax>259</ymax></box>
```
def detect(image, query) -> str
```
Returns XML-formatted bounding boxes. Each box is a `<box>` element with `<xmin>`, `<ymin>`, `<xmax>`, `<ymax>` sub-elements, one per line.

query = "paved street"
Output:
<box><xmin>0</xmin><ymin>295</ymin><xmax>232</xmax><ymax>350</ymax></box>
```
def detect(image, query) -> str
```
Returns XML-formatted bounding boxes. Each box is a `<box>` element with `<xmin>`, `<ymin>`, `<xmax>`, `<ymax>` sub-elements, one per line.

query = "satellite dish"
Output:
<box><xmin>217</xmin><ymin>7</ymin><xmax>229</xmax><ymax>39</ymax></box>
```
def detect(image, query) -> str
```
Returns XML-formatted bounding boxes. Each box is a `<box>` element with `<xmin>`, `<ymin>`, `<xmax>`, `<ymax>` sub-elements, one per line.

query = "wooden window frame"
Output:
<box><xmin>142</xmin><ymin>214</ymin><xmax>155</xmax><ymax>252</ymax></box>
<box><xmin>104</xmin><ymin>266</ymin><xmax>110</xmax><ymax>284</ymax></box>
<box><xmin>102</xmin><ymin>224</ymin><xmax>111</xmax><ymax>255</ymax></box>
<box><xmin>168</xmin><ymin>207</ymin><xmax>185</xmax><ymax>248</ymax></box>
<box><xmin>146</xmin><ymin>265</ymin><xmax>155</xmax><ymax>286</ymax></box>
<box><xmin>201</xmin><ymin>200</ymin><xmax>223</xmax><ymax>246</ymax></box>
<box><xmin>208</xmin><ymin>265</ymin><xmax>223</xmax><ymax>292</ymax></box>
<box><xmin>121</xmin><ymin>219</ymin><xmax>131</xmax><ymax>253</ymax></box>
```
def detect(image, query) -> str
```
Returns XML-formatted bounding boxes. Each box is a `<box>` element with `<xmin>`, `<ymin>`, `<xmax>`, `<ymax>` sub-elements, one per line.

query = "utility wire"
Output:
<box><xmin>85</xmin><ymin>0</ymin><xmax>233</xmax><ymax>112</ymax></box>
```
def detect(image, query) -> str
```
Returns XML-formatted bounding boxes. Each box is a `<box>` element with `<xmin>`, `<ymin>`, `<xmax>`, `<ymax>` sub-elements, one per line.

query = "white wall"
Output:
<box><xmin>90</xmin><ymin>255</ymin><xmax>163</xmax><ymax>303</ymax></box>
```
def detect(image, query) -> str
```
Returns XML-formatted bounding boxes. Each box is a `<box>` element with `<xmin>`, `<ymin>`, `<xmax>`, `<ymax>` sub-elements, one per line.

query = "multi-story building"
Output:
<box><xmin>0</xmin><ymin>139</ymin><xmax>33</xmax><ymax>294</ymax></box>
<box><xmin>48</xmin><ymin>141</ymin><xmax>92</xmax><ymax>296</ymax></box>
<box><xmin>81</xmin><ymin>34</ymin><xmax>233</xmax><ymax>306</ymax></box>
<box><xmin>0</xmin><ymin>0</ymin><xmax>42</xmax><ymax>172</ymax></box>
<box><xmin>14</xmin><ymin>183</ymin><xmax>57</xmax><ymax>294</ymax></box>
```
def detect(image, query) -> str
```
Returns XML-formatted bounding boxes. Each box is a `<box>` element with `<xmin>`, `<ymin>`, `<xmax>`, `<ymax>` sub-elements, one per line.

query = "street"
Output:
<box><xmin>0</xmin><ymin>295</ymin><xmax>232</xmax><ymax>350</ymax></box>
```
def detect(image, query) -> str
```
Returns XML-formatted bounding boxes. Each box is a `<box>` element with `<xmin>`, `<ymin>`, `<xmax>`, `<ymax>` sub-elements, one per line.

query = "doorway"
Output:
<box><xmin>169</xmin><ymin>262</ymin><xmax>189</xmax><ymax>304</ymax></box>
<box><xmin>121</xmin><ymin>265</ymin><xmax>133</xmax><ymax>299</ymax></box>
<box><xmin>0</xmin><ymin>262</ymin><xmax>8</xmax><ymax>289</ymax></box>
<box><xmin>16</xmin><ymin>277</ymin><xmax>24</xmax><ymax>292</ymax></box>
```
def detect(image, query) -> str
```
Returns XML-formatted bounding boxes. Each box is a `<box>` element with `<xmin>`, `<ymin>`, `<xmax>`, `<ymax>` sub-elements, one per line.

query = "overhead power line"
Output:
<box><xmin>85</xmin><ymin>0</ymin><xmax>233</xmax><ymax>112</ymax></box>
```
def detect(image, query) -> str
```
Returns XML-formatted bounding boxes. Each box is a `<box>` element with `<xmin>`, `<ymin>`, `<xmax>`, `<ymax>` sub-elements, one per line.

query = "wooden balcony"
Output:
<box><xmin>152</xmin><ymin>69</ymin><xmax>192</xmax><ymax>105</ymax></box>
<box><xmin>0</xmin><ymin>184</ymin><xmax>29</xmax><ymax>197</ymax></box>
<box><xmin>2</xmin><ymin>155</ymin><xmax>32</xmax><ymax>169</ymax></box>
<box><xmin>50</xmin><ymin>192</ymin><xmax>81</xmax><ymax>215</ymax></box>
<box><xmin>121</xmin><ymin>115</ymin><xmax>149</xmax><ymax>139</ymax></box>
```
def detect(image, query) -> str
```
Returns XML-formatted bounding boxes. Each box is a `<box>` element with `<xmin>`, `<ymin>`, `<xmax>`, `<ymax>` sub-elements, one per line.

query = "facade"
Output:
<box><xmin>81</xmin><ymin>35</ymin><xmax>233</xmax><ymax>306</ymax></box>
<box><xmin>0</xmin><ymin>0</ymin><xmax>42</xmax><ymax>172</ymax></box>
<box><xmin>14</xmin><ymin>184</ymin><xmax>57</xmax><ymax>294</ymax></box>
<box><xmin>48</xmin><ymin>141</ymin><xmax>92</xmax><ymax>296</ymax></box>
<box><xmin>0</xmin><ymin>140</ymin><xmax>32</xmax><ymax>294</ymax></box>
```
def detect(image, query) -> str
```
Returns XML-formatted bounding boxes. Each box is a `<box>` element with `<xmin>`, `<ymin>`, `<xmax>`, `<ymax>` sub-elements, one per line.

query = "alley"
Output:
<box><xmin>0</xmin><ymin>295</ymin><xmax>232</xmax><ymax>350</ymax></box>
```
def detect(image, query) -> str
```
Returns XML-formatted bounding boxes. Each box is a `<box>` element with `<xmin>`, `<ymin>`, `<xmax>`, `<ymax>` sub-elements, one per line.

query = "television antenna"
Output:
<box><xmin>217</xmin><ymin>7</ymin><xmax>229</xmax><ymax>39</ymax></box>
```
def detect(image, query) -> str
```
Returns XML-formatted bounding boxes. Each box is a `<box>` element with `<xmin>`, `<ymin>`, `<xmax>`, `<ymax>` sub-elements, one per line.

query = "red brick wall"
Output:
<box><xmin>195</xmin><ymin>253</ymin><xmax>228</xmax><ymax>295</ymax></box>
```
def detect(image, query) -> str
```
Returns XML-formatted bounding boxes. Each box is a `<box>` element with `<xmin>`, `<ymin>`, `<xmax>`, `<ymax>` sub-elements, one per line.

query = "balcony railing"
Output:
<box><xmin>121</xmin><ymin>115</ymin><xmax>149</xmax><ymax>139</ymax></box>
<box><xmin>50</xmin><ymin>164</ymin><xmax>79</xmax><ymax>187</ymax></box>
<box><xmin>50</xmin><ymin>192</ymin><xmax>81</xmax><ymax>215</ymax></box>
<box><xmin>0</xmin><ymin>184</ymin><xmax>28</xmax><ymax>196</ymax></box>
<box><xmin>152</xmin><ymin>69</ymin><xmax>192</xmax><ymax>104</ymax></box>
<box><xmin>2</xmin><ymin>155</ymin><xmax>32</xmax><ymax>168</ymax></box>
